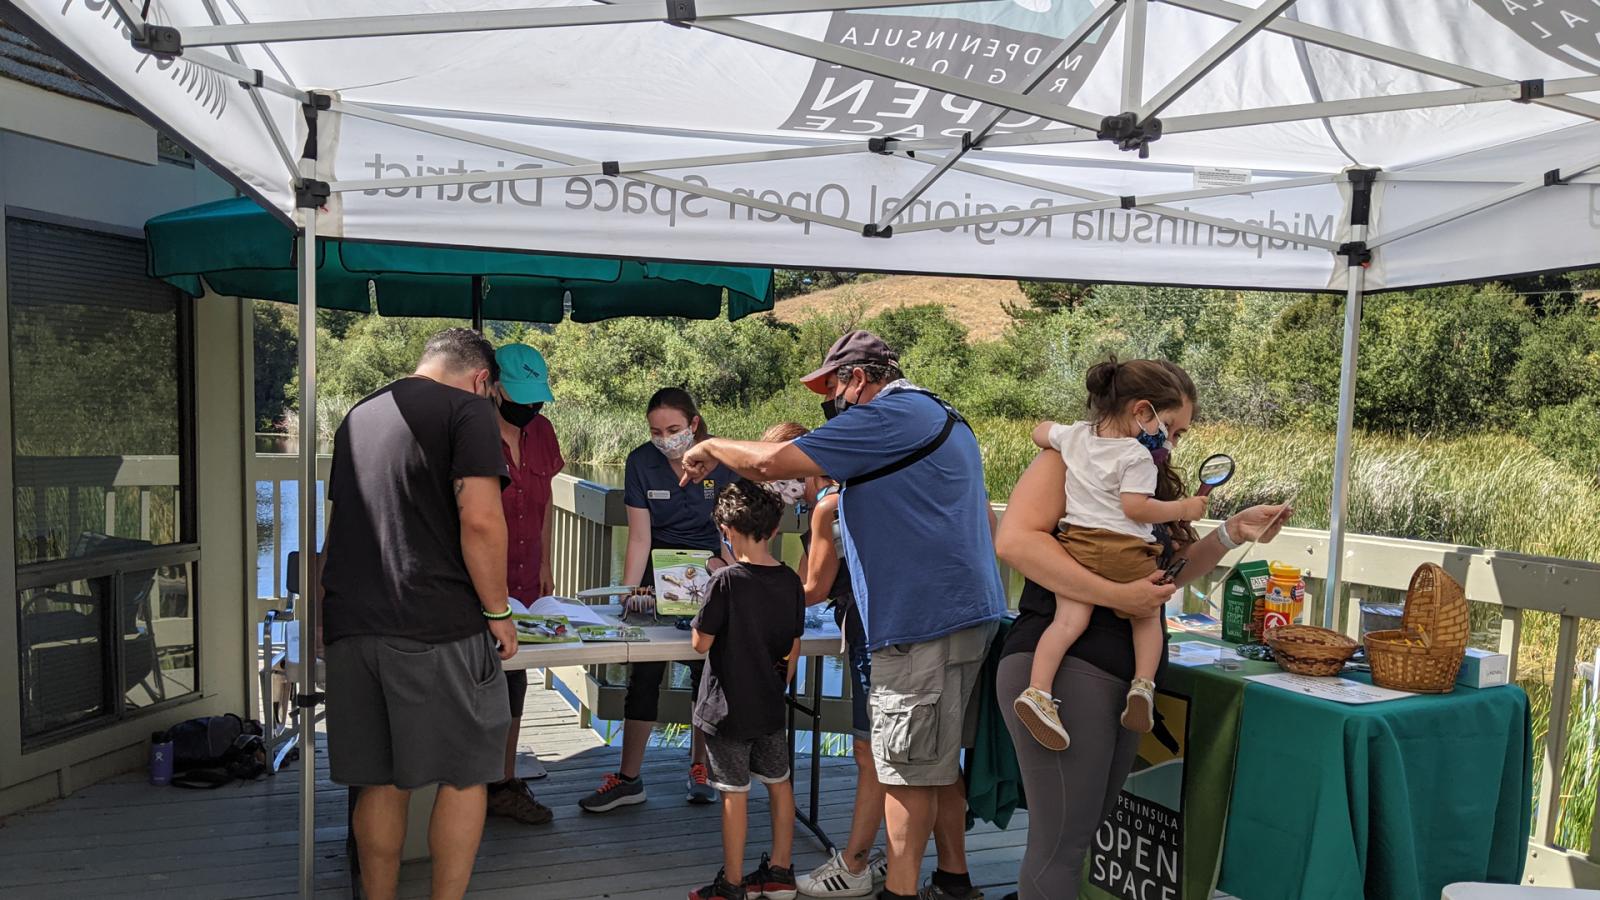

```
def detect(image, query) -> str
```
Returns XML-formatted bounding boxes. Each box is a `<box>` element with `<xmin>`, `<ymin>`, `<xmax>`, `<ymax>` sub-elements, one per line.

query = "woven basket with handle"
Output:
<box><xmin>1265</xmin><ymin>624</ymin><xmax>1359</xmax><ymax>676</ymax></box>
<box><xmin>1364</xmin><ymin>563</ymin><xmax>1469</xmax><ymax>693</ymax></box>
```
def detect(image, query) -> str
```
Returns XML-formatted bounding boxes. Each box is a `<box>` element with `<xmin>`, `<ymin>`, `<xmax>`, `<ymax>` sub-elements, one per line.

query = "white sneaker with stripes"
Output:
<box><xmin>797</xmin><ymin>850</ymin><xmax>874</xmax><ymax>897</ymax></box>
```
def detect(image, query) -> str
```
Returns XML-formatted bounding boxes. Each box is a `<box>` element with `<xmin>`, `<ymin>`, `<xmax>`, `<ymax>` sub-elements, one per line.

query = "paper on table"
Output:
<box><xmin>1168</xmin><ymin>642</ymin><xmax>1243</xmax><ymax>668</ymax></box>
<box><xmin>1247</xmin><ymin>672</ymin><xmax>1413</xmax><ymax>704</ymax></box>
<box><xmin>514</xmin><ymin>596</ymin><xmax>611</xmax><ymax>627</ymax></box>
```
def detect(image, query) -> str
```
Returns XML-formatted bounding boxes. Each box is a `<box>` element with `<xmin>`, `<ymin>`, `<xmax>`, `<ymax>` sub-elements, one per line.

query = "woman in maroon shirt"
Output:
<box><xmin>487</xmin><ymin>343</ymin><xmax>564</xmax><ymax>825</ymax></box>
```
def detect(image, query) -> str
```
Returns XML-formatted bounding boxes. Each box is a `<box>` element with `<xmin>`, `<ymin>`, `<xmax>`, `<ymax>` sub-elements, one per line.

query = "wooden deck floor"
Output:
<box><xmin>0</xmin><ymin>670</ymin><xmax>1028</xmax><ymax>899</ymax></box>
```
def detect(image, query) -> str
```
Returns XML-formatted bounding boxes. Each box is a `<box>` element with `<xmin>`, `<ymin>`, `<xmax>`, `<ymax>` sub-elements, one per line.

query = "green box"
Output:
<box><xmin>1222</xmin><ymin>560</ymin><xmax>1272</xmax><ymax>644</ymax></box>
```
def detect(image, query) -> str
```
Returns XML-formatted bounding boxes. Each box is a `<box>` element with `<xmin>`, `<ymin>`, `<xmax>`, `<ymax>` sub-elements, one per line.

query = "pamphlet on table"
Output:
<box><xmin>651</xmin><ymin>549</ymin><xmax>714</xmax><ymax>617</ymax></box>
<box><xmin>1247</xmin><ymin>671</ymin><xmax>1413</xmax><ymax>704</ymax></box>
<box><xmin>508</xmin><ymin>597</ymin><xmax>613</xmax><ymax>644</ymax></box>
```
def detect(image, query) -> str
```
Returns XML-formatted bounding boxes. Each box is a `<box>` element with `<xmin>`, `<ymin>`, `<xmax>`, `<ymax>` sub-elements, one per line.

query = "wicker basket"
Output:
<box><xmin>1265</xmin><ymin>625</ymin><xmax>1359</xmax><ymax>676</ymax></box>
<box><xmin>1364</xmin><ymin>563</ymin><xmax>1469</xmax><ymax>693</ymax></box>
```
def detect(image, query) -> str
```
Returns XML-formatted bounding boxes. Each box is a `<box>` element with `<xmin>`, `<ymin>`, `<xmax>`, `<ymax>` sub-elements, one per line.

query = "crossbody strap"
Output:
<box><xmin>845</xmin><ymin>390</ymin><xmax>971</xmax><ymax>488</ymax></box>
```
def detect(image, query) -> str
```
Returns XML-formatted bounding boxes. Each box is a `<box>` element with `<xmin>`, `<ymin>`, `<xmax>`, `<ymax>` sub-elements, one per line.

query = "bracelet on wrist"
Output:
<box><xmin>1215</xmin><ymin>520</ymin><xmax>1242</xmax><ymax>550</ymax></box>
<box><xmin>482</xmin><ymin>606</ymin><xmax>513</xmax><ymax>620</ymax></box>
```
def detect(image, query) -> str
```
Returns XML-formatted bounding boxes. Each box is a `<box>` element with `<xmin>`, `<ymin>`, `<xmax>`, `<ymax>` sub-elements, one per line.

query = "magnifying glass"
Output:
<box><xmin>1197</xmin><ymin>453</ymin><xmax>1235</xmax><ymax>497</ymax></box>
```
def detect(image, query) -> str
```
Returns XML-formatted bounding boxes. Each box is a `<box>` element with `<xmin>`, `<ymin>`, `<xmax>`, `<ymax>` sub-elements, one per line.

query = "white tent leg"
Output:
<box><xmin>295</xmin><ymin>188</ymin><xmax>320</xmax><ymax>899</ymax></box>
<box><xmin>1323</xmin><ymin>235</ymin><xmax>1365</xmax><ymax>629</ymax></box>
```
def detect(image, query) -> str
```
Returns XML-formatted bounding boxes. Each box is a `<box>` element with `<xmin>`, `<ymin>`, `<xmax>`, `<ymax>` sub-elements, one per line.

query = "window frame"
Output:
<box><xmin>5</xmin><ymin>210</ymin><xmax>202</xmax><ymax>750</ymax></box>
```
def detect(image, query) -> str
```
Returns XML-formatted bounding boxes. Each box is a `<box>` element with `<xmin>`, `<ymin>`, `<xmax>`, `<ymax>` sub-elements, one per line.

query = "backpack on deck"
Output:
<box><xmin>163</xmin><ymin>714</ymin><xmax>268</xmax><ymax>788</ymax></box>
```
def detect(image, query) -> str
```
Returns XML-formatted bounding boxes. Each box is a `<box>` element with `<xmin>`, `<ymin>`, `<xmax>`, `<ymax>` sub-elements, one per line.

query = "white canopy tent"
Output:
<box><xmin>7</xmin><ymin>0</ymin><xmax>1600</xmax><ymax>893</ymax></box>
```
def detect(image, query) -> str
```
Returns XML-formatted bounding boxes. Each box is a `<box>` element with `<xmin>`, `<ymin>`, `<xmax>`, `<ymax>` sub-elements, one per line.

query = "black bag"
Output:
<box><xmin>164</xmin><ymin>714</ymin><xmax>268</xmax><ymax>789</ymax></box>
<box><xmin>167</xmin><ymin>714</ymin><xmax>248</xmax><ymax>770</ymax></box>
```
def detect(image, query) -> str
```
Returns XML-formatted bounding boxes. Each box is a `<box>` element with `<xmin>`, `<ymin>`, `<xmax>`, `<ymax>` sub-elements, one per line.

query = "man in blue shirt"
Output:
<box><xmin>680</xmin><ymin>331</ymin><xmax>1005</xmax><ymax>900</ymax></box>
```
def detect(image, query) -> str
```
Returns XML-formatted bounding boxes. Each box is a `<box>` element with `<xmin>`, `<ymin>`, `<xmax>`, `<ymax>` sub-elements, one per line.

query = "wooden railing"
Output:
<box><xmin>243</xmin><ymin>459</ymin><xmax>1600</xmax><ymax>886</ymax></box>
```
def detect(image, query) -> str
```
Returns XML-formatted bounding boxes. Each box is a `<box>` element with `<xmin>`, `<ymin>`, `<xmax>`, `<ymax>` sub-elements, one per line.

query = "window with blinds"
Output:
<box><xmin>6</xmin><ymin>215</ymin><xmax>199</xmax><ymax>743</ymax></box>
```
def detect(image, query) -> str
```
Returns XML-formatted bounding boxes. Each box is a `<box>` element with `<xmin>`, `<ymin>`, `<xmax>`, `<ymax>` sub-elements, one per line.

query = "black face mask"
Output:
<box><xmin>821</xmin><ymin>398</ymin><xmax>840</xmax><ymax>420</ymax></box>
<box><xmin>499</xmin><ymin>400</ymin><xmax>543</xmax><ymax>429</ymax></box>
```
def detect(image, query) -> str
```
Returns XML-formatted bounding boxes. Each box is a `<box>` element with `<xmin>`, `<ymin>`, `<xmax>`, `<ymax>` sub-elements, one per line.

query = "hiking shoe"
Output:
<box><xmin>687</xmin><ymin>762</ymin><xmax>718</xmax><ymax>805</ymax></box>
<box><xmin>486</xmin><ymin>779</ymin><xmax>554</xmax><ymax>825</ymax></box>
<box><xmin>742</xmin><ymin>853</ymin><xmax>797</xmax><ymax>899</ymax></box>
<box><xmin>1121</xmin><ymin>677</ymin><xmax>1156</xmax><ymax>734</ymax></box>
<box><xmin>918</xmin><ymin>881</ymin><xmax>984</xmax><ymax>900</ymax></box>
<box><xmin>578</xmin><ymin>772</ymin><xmax>646</xmax><ymax>813</ymax></box>
<box><xmin>1013</xmin><ymin>686</ymin><xmax>1069</xmax><ymax>751</ymax></box>
<box><xmin>690</xmin><ymin>868</ymin><xmax>747</xmax><ymax>899</ymax></box>
<box><xmin>796</xmin><ymin>850</ymin><xmax>873</xmax><ymax>897</ymax></box>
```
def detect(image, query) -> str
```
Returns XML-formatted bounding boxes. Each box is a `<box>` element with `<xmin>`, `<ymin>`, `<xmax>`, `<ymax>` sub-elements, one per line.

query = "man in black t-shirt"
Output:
<box><xmin>322</xmin><ymin>328</ymin><xmax>516</xmax><ymax>900</ymax></box>
<box><xmin>688</xmin><ymin>480</ymin><xmax>805</xmax><ymax>900</ymax></box>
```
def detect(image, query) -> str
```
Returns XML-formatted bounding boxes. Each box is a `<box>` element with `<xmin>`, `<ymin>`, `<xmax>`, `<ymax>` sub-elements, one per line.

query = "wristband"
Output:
<box><xmin>1215</xmin><ymin>520</ymin><xmax>1242</xmax><ymax>550</ymax></box>
<box><xmin>482</xmin><ymin>606</ymin><xmax>513</xmax><ymax>620</ymax></box>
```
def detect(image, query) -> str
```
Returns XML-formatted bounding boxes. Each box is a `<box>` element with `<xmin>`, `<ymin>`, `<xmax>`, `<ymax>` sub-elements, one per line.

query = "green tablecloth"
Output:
<box><xmin>1215</xmin><ymin>664</ymin><xmax>1532</xmax><ymax>900</ymax></box>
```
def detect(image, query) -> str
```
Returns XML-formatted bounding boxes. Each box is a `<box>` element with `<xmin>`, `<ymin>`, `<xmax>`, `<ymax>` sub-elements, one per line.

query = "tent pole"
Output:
<box><xmin>1323</xmin><ymin>168</ymin><xmax>1377</xmax><ymax>629</ymax></box>
<box><xmin>472</xmin><ymin>274</ymin><xmax>484</xmax><ymax>332</ymax></box>
<box><xmin>294</xmin><ymin>98</ymin><xmax>330</xmax><ymax>899</ymax></box>
<box><xmin>1323</xmin><ymin>254</ymin><xmax>1364</xmax><ymax>628</ymax></box>
<box><xmin>295</xmin><ymin>204</ymin><xmax>319</xmax><ymax>899</ymax></box>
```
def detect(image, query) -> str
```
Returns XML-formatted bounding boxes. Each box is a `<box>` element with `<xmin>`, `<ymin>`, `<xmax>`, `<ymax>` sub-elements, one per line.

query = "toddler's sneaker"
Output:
<box><xmin>1121</xmin><ymin>677</ymin><xmax>1156</xmax><ymax>733</ymax></box>
<box><xmin>796</xmin><ymin>850</ymin><xmax>873</xmax><ymax>897</ymax></box>
<box><xmin>1013</xmin><ymin>686</ymin><xmax>1069</xmax><ymax>750</ymax></box>
<box><xmin>690</xmin><ymin>868</ymin><xmax>747</xmax><ymax>900</ymax></box>
<box><xmin>742</xmin><ymin>853</ymin><xmax>797</xmax><ymax>899</ymax></box>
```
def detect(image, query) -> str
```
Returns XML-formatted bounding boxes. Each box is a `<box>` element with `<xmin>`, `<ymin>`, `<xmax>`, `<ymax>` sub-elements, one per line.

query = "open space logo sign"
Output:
<box><xmin>779</xmin><ymin>0</ymin><xmax>1117</xmax><ymax>139</ymax></box>
<box><xmin>1472</xmin><ymin>0</ymin><xmax>1600</xmax><ymax>73</ymax></box>
<box><xmin>1087</xmin><ymin>689</ymin><xmax>1188</xmax><ymax>900</ymax></box>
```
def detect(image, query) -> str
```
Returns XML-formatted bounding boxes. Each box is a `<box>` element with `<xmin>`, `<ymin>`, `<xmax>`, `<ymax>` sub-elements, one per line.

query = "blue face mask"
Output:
<box><xmin>720</xmin><ymin>534</ymin><xmax>735</xmax><ymax>556</ymax></box>
<box><xmin>1136</xmin><ymin>410</ymin><xmax>1168</xmax><ymax>453</ymax></box>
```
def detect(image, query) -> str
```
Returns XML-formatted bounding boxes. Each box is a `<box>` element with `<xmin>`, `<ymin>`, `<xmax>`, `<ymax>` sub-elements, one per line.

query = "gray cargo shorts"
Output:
<box><xmin>869</xmin><ymin>621</ymin><xmax>999</xmax><ymax>787</ymax></box>
<box><xmin>325</xmin><ymin>630</ymin><xmax>511</xmax><ymax>790</ymax></box>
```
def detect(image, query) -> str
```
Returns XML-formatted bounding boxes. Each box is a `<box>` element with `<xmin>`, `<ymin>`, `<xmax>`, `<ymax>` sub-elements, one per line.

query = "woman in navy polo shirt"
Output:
<box><xmin>578</xmin><ymin>388</ymin><xmax>738</xmax><ymax>814</ymax></box>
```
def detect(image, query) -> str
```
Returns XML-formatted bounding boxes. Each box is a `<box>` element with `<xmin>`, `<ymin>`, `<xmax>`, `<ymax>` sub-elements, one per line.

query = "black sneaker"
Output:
<box><xmin>689</xmin><ymin>868</ymin><xmax>747</xmax><ymax>899</ymax></box>
<box><xmin>742</xmin><ymin>853</ymin><xmax>797</xmax><ymax>899</ymax></box>
<box><xmin>486</xmin><ymin>779</ymin><xmax>554</xmax><ymax>825</ymax></box>
<box><xmin>578</xmin><ymin>772</ymin><xmax>646</xmax><ymax>813</ymax></box>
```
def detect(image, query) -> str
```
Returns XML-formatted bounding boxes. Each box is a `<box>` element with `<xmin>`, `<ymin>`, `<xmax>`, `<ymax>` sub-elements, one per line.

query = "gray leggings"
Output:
<box><xmin>996</xmin><ymin>652</ymin><xmax>1141</xmax><ymax>900</ymax></box>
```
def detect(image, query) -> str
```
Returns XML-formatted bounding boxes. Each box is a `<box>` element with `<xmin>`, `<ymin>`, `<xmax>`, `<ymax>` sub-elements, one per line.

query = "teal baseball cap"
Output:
<box><xmin>496</xmin><ymin>343</ymin><xmax>554</xmax><ymax>405</ymax></box>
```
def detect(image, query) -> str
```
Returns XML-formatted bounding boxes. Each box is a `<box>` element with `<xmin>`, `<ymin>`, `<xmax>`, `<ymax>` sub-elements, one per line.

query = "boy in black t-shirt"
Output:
<box><xmin>689</xmin><ymin>479</ymin><xmax>805</xmax><ymax>900</ymax></box>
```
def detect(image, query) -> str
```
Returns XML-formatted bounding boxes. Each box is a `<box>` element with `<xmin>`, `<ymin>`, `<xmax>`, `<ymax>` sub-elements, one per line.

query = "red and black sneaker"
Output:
<box><xmin>690</xmin><ymin>868</ymin><xmax>747</xmax><ymax>900</ymax></box>
<box><xmin>742</xmin><ymin>853</ymin><xmax>797</xmax><ymax>900</ymax></box>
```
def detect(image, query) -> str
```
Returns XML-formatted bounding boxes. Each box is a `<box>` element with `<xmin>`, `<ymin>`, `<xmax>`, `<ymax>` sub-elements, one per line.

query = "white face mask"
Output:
<box><xmin>651</xmin><ymin>429</ymin><xmax>696</xmax><ymax>460</ymax></box>
<box><xmin>769</xmin><ymin>479</ymin><xmax>806</xmax><ymax>506</ymax></box>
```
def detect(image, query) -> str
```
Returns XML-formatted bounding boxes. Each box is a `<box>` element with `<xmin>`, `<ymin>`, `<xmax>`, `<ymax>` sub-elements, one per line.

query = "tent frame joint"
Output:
<box><xmin>239</xmin><ymin>68</ymin><xmax>264</xmax><ymax>90</ymax></box>
<box><xmin>868</xmin><ymin>137</ymin><xmax>898</xmax><ymax>155</ymax></box>
<box><xmin>1097</xmin><ymin>112</ymin><xmax>1162</xmax><ymax>158</ymax></box>
<box><xmin>1544</xmin><ymin>168</ymin><xmax>1568</xmax><ymax>187</ymax></box>
<box><xmin>602</xmin><ymin>160</ymin><xmax>621</xmax><ymax>177</ymax></box>
<box><xmin>1346</xmin><ymin>166</ymin><xmax>1379</xmax><ymax>226</ymax></box>
<box><xmin>666</xmin><ymin>0</ymin><xmax>697</xmax><ymax>28</ymax></box>
<box><xmin>862</xmin><ymin>223</ymin><xmax>893</xmax><ymax>238</ymax></box>
<box><xmin>1337</xmin><ymin>240</ymin><xmax>1371</xmax><ymax>268</ymax></box>
<box><xmin>130</xmin><ymin>25</ymin><xmax>183</xmax><ymax>60</ymax></box>
<box><xmin>1516</xmin><ymin>78</ymin><xmax>1546</xmax><ymax>103</ymax></box>
<box><xmin>295</xmin><ymin>180</ymin><xmax>331</xmax><ymax>209</ymax></box>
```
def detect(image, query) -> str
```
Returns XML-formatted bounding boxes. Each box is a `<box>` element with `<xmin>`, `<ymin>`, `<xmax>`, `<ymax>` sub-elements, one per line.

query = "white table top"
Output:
<box><xmin>1442</xmin><ymin>885</ymin><xmax>1600</xmax><ymax>899</ymax></box>
<box><xmin>503</xmin><ymin>604</ymin><xmax>845</xmax><ymax>670</ymax></box>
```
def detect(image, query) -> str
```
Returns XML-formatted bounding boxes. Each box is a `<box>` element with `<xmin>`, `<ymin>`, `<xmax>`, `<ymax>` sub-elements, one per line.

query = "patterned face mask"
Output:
<box><xmin>651</xmin><ymin>429</ymin><xmax>696</xmax><ymax>460</ymax></box>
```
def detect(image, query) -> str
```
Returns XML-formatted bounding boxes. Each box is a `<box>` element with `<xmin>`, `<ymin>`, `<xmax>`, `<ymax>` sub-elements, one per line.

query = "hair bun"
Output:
<box><xmin>1085</xmin><ymin>357</ymin><xmax>1119</xmax><ymax>399</ymax></box>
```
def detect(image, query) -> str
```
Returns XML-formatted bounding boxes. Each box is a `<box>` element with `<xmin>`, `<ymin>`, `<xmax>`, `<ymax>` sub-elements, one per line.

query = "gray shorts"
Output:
<box><xmin>869</xmin><ymin>621</ymin><xmax>998</xmax><ymax>787</ymax></box>
<box><xmin>326</xmin><ymin>631</ymin><xmax>511</xmax><ymax>790</ymax></box>
<box><xmin>705</xmin><ymin>730</ymin><xmax>790</xmax><ymax>793</ymax></box>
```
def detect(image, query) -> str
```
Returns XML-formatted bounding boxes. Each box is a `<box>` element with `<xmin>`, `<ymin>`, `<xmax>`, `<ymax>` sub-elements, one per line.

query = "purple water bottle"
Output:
<box><xmin>149</xmin><ymin>731</ymin><xmax>174</xmax><ymax>786</ymax></box>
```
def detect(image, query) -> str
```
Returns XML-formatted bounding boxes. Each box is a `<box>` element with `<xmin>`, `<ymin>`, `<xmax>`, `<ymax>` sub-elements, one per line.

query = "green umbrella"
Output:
<box><xmin>145</xmin><ymin>197</ymin><xmax>774</xmax><ymax>322</ymax></box>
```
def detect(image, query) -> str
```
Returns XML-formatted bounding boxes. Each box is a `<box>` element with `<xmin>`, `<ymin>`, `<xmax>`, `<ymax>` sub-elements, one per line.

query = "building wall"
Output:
<box><xmin>0</xmin><ymin>106</ymin><xmax>253</xmax><ymax>815</ymax></box>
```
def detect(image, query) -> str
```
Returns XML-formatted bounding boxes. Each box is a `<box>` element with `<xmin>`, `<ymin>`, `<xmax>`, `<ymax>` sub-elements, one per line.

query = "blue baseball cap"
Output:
<box><xmin>496</xmin><ymin>343</ymin><xmax>553</xmax><ymax>405</ymax></box>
